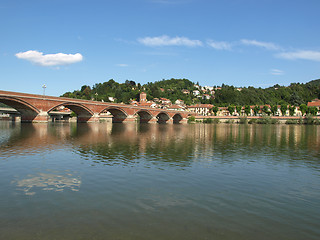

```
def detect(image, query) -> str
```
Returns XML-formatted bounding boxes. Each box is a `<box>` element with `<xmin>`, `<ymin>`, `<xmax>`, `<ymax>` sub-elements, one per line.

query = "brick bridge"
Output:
<box><xmin>0</xmin><ymin>90</ymin><xmax>191</xmax><ymax>123</ymax></box>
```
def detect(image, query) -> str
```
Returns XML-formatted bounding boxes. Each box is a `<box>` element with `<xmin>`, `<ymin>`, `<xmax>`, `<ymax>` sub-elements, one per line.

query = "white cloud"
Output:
<box><xmin>138</xmin><ymin>35</ymin><xmax>203</xmax><ymax>47</ymax></box>
<box><xmin>116</xmin><ymin>64</ymin><xmax>129</xmax><ymax>67</ymax></box>
<box><xmin>270</xmin><ymin>69</ymin><xmax>284</xmax><ymax>75</ymax></box>
<box><xmin>15</xmin><ymin>50</ymin><xmax>83</xmax><ymax>66</ymax></box>
<box><xmin>276</xmin><ymin>50</ymin><xmax>320</xmax><ymax>61</ymax></box>
<box><xmin>207</xmin><ymin>40</ymin><xmax>232</xmax><ymax>50</ymax></box>
<box><xmin>240</xmin><ymin>39</ymin><xmax>281</xmax><ymax>50</ymax></box>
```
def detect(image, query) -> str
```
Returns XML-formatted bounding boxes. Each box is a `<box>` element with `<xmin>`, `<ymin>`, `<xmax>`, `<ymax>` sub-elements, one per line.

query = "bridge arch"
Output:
<box><xmin>172</xmin><ymin>113</ymin><xmax>183</xmax><ymax>123</ymax></box>
<box><xmin>135</xmin><ymin>110</ymin><xmax>154</xmax><ymax>123</ymax></box>
<box><xmin>157</xmin><ymin>112</ymin><xmax>170</xmax><ymax>123</ymax></box>
<box><xmin>48</xmin><ymin>102</ymin><xmax>94</xmax><ymax>122</ymax></box>
<box><xmin>99</xmin><ymin>107</ymin><xmax>128</xmax><ymax>123</ymax></box>
<box><xmin>0</xmin><ymin>96</ymin><xmax>40</xmax><ymax>122</ymax></box>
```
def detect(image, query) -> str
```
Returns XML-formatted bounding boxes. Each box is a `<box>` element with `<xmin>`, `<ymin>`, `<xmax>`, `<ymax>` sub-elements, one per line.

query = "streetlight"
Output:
<box><xmin>42</xmin><ymin>84</ymin><xmax>46</xmax><ymax>96</ymax></box>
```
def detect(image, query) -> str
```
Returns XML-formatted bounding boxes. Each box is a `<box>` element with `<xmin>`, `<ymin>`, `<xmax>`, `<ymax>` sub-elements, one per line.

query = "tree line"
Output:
<box><xmin>61</xmin><ymin>78</ymin><xmax>320</xmax><ymax>106</ymax></box>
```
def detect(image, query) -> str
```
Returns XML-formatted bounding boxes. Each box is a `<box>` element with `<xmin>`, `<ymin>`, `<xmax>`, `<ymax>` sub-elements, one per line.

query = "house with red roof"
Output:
<box><xmin>307</xmin><ymin>99</ymin><xmax>320</xmax><ymax>107</ymax></box>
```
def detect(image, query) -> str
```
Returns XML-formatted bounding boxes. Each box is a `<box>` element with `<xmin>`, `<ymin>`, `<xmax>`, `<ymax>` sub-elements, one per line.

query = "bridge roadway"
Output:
<box><xmin>0</xmin><ymin>90</ymin><xmax>190</xmax><ymax>123</ymax></box>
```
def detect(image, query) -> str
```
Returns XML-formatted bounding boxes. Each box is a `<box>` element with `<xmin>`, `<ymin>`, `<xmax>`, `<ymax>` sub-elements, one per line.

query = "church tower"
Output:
<box><xmin>140</xmin><ymin>92</ymin><xmax>147</xmax><ymax>102</ymax></box>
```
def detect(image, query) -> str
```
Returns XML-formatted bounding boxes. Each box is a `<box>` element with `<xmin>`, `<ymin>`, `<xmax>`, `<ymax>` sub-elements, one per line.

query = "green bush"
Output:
<box><xmin>70</xmin><ymin>111</ymin><xmax>77</xmax><ymax>117</ymax></box>
<box><xmin>270</xmin><ymin>119</ymin><xmax>279</xmax><ymax>124</ymax></box>
<box><xmin>256</xmin><ymin>115</ymin><xmax>279</xmax><ymax>124</ymax></box>
<box><xmin>285</xmin><ymin>119</ymin><xmax>298</xmax><ymax>124</ymax></box>
<box><xmin>213</xmin><ymin>118</ymin><xmax>220</xmax><ymax>124</ymax></box>
<box><xmin>225</xmin><ymin>119</ymin><xmax>234</xmax><ymax>124</ymax></box>
<box><xmin>203</xmin><ymin>118</ymin><xmax>213</xmax><ymax>123</ymax></box>
<box><xmin>248</xmin><ymin>119</ymin><xmax>257</xmax><ymax>124</ymax></box>
<box><xmin>238</xmin><ymin>116</ymin><xmax>248</xmax><ymax>124</ymax></box>
<box><xmin>188</xmin><ymin>116</ymin><xmax>196</xmax><ymax>123</ymax></box>
<box><xmin>304</xmin><ymin>114</ymin><xmax>315</xmax><ymax>125</ymax></box>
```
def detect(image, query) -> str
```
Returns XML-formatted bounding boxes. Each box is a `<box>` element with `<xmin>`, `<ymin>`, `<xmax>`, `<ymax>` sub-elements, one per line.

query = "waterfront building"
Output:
<box><xmin>187</xmin><ymin>104</ymin><xmax>213</xmax><ymax>116</ymax></box>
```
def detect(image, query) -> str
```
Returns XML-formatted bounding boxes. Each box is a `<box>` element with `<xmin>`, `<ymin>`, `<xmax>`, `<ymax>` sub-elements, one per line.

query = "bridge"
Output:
<box><xmin>0</xmin><ymin>90</ymin><xmax>190</xmax><ymax>123</ymax></box>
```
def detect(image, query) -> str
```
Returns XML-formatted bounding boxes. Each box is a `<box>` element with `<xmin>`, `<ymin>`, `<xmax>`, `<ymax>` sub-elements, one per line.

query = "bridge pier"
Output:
<box><xmin>148</xmin><ymin>117</ymin><xmax>158</xmax><ymax>123</ymax></box>
<box><xmin>167</xmin><ymin>118</ymin><xmax>174</xmax><ymax>124</ymax></box>
<box><xmin>119</xmin><ymin>115</ymin><xmax>136</xmax><ymax>123</ymax></box>
<box><xmin>23</xmin><ymin>111</ymin><xmax>49</xmax><ymax>123</ymax></box>
<box><xmin>179</xmin><ymin>118</ymin><xmax>188</xmax><ymax>124</ymax></box>
<box><xmin>139</xmin><ymin>116</ymin><xmax>158</xmax><ymax>123</ymax></box>
<box><xmin>84</xmin><ymin>113</ymin><xmax>100</xmax><ymax>123</ymax></box>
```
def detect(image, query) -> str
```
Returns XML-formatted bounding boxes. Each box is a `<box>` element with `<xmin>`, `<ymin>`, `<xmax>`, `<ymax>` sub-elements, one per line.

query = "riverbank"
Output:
<box><xmin>193</xmin><ymin>115</ymin><xmax>320</xmax><ymax>125</ymax></box>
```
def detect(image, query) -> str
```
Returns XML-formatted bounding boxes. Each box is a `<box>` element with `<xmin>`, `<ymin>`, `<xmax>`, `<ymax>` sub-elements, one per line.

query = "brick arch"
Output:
<box><xmin>0</xmin><ymin>96</ymin><xmax>40</xmax><ymax>122</ymax></box>
<box><xmin>172</xmin><ymin>113</ymin><xmax>183</xmax><ymax>123</ymax></box>
<box><xmin>99</xmin><ymin>107</ymin><xmax>128</xmax><ymax>123</ymax></box>
<box><xmin>157</xmin><ymin>112</ymin><xmax>170</xmax><ymax>123</ymax></box>
<box><xmin>48</xmin><ymin>102</ymin><xmax>95</xmax><ymax>122</ymax></box>
<box><xmin>48</xmin><ymin>102</ymin><xmax>94</xmax><ymax>115</ymax></box>
<box><xmin>0</xmin><ymin>96</ymin><xmax>40</xmax><ymax>113</ymax></box>
<box><xmin>135</xmin><ymin>110</ymin><xmax>154</xmax><ymax>123</ymax></box>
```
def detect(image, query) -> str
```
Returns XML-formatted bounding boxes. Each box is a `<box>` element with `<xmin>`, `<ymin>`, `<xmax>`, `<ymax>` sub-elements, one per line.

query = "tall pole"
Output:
<box><xmin>42</xmin><ymin>84</ymin><xmax>46</xmax><ymax>97</ymax></box>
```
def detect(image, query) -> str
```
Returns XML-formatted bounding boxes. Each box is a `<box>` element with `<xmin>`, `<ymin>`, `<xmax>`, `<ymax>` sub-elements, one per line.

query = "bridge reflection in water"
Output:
<box><xmin>1</xmin><ymin>122</ymin><xmax>319</xmax><ymax>168</ymax></box>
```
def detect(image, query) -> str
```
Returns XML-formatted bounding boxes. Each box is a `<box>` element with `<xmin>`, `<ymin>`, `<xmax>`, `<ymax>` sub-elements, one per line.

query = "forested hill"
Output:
<box><xmin>61</xmin><ymin>78</ymin><xmax>320</xmax><ymax>106</ymax></box>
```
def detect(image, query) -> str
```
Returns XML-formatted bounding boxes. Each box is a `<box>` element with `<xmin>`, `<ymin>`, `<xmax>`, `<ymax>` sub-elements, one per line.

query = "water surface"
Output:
<box><xmin>0</xmin><ymin>122</ymin><xmax>319</xmax><ymax>239</ymax></box>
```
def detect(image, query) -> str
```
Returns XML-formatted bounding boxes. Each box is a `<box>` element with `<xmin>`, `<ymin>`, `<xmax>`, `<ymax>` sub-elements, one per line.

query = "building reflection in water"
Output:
<box><xmin>0</xmin><ymin>122</ymin><xmax>319</xmax><ymax>168</ymax></box>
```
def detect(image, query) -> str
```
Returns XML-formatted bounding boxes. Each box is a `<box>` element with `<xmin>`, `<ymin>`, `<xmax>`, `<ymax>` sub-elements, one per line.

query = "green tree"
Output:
<box><xmin>253</xmin><ymin>106</ymin><xmax>260</xmax><ymax>116</ymax></box>
<box><xmin>227</xmin><ymin>105</ymin><xmax>235</xmax><ymax>116</ymax></box>
<box><xmin>262</xmin><ymin>105</ymin><xmax>270</xmax><ymax>115</ymax></box>
<box><xmin>236</xmin><ymin>105</ymin><xmax>242</xmax><ymax>116</ymax></box>
<box><xmin>211</xmin><ymin>106</ymin><xmax>219</xmax><ymax>116</ymax></box>
<box><xmin>188</xmin><ymin>116</ymin><xmax>196</xmax><ymax>123</ymax></box>
<box><xmin>307</xmin><ymin>106</ymin><xmax>318</xmax><ymax>116</ymax></box>
<box><xmin>289</xmin><ymin>105</ymin><xmax>295</xmax><ymax>116</ymax></box>
<box><xmin>299</xmin><ymin>104</ymin><xmax>307</xmax><ymax>116</ymax></box>
<box><xmin>289</xmin><ymin>92</ymin><xmax>303</xmax><ymax>106</ymax></box>
<box><xmin>244</xmin><ymin>105</ymin><xmax>251</xmax><ymax>116</ymax></box>
<box><xmin>80</xmin><ymin>85</ymin><xmax>92</xmax><ymax>100</ymax></box>
<box><xmin>280</xmin><ymin>104</ymin><xmax>288</xmax><ymax>116</ymax></box>
<box><xmin>270</xmin><ymin>105</ymin><xmax>278</xmax><ymax>116</ymax></box>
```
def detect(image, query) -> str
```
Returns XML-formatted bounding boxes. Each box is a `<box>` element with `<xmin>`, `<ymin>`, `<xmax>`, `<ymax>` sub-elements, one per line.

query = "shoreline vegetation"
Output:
<box><xmin>189</xmin><ymin>114</ymin><xmax>320</xmax><ymax>125</ymax></box>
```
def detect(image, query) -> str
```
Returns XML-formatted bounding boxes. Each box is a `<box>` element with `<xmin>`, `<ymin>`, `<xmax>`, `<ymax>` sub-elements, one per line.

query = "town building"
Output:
<box><xmin>160</xmin><ymin>98</ymin><xmax>171</xmax><ymax>105</ymax></box>
<box><xmin>307</xmin><ymin>99</ymin><xmax>320</xmax><ymax>108</ymax></box>
<box><xmin>193</xmin><ymin>90</ymin><xmax>200</xmax><ymax>96</ymax></box>
<box><xmin>167</xmin><ymin>104</ymin><xmax>184</xmax><ymax>111</ymax></box>
<box><xmin>187</xmin><ymin>104</ymin><xmax>213</xmax><ymax>116</ymax></box>
<box><xmin>175</xmin><ymin>99</ymin><xmax>185</xmax><ymax>105</ymax></box>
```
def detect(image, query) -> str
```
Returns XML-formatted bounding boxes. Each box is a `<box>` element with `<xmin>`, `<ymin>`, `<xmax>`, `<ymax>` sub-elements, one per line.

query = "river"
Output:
<box><xmin>0</xmin><ymin>122</ymin><xmax>319</xmax><ymax>239</ymax></box>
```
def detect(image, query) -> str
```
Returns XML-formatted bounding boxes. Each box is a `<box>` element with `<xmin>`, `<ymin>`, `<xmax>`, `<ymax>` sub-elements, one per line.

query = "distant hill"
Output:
<box><xmin>61</xmin><ymin>78</ymin><xmax>320</xmax><ymax>106</ymax></box>
<box><xmin>307</xmin><ymin>79</ymin><xmax>320</xmax><ymax>87</ymax></box>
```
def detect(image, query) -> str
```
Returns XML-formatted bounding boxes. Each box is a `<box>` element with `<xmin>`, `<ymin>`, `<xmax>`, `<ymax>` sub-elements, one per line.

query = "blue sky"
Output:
<box><xmin>1</xmin><ymin>0</ymin><xmax>320</xmax><ymax>96</ymax></box>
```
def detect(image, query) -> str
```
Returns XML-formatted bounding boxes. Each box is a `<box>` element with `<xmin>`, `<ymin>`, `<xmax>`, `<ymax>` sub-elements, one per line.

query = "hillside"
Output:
<box><xmin>61</xmin><ymin>78</ymin><xmax>320</xmax><ymax>106</ymax></box>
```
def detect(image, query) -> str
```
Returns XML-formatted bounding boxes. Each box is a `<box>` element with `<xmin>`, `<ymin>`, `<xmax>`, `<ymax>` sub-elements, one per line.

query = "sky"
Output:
<box><xmin>1</xmin><ymin>0</ymin><xmax>320</xmax><ymax>96</ymax></box>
